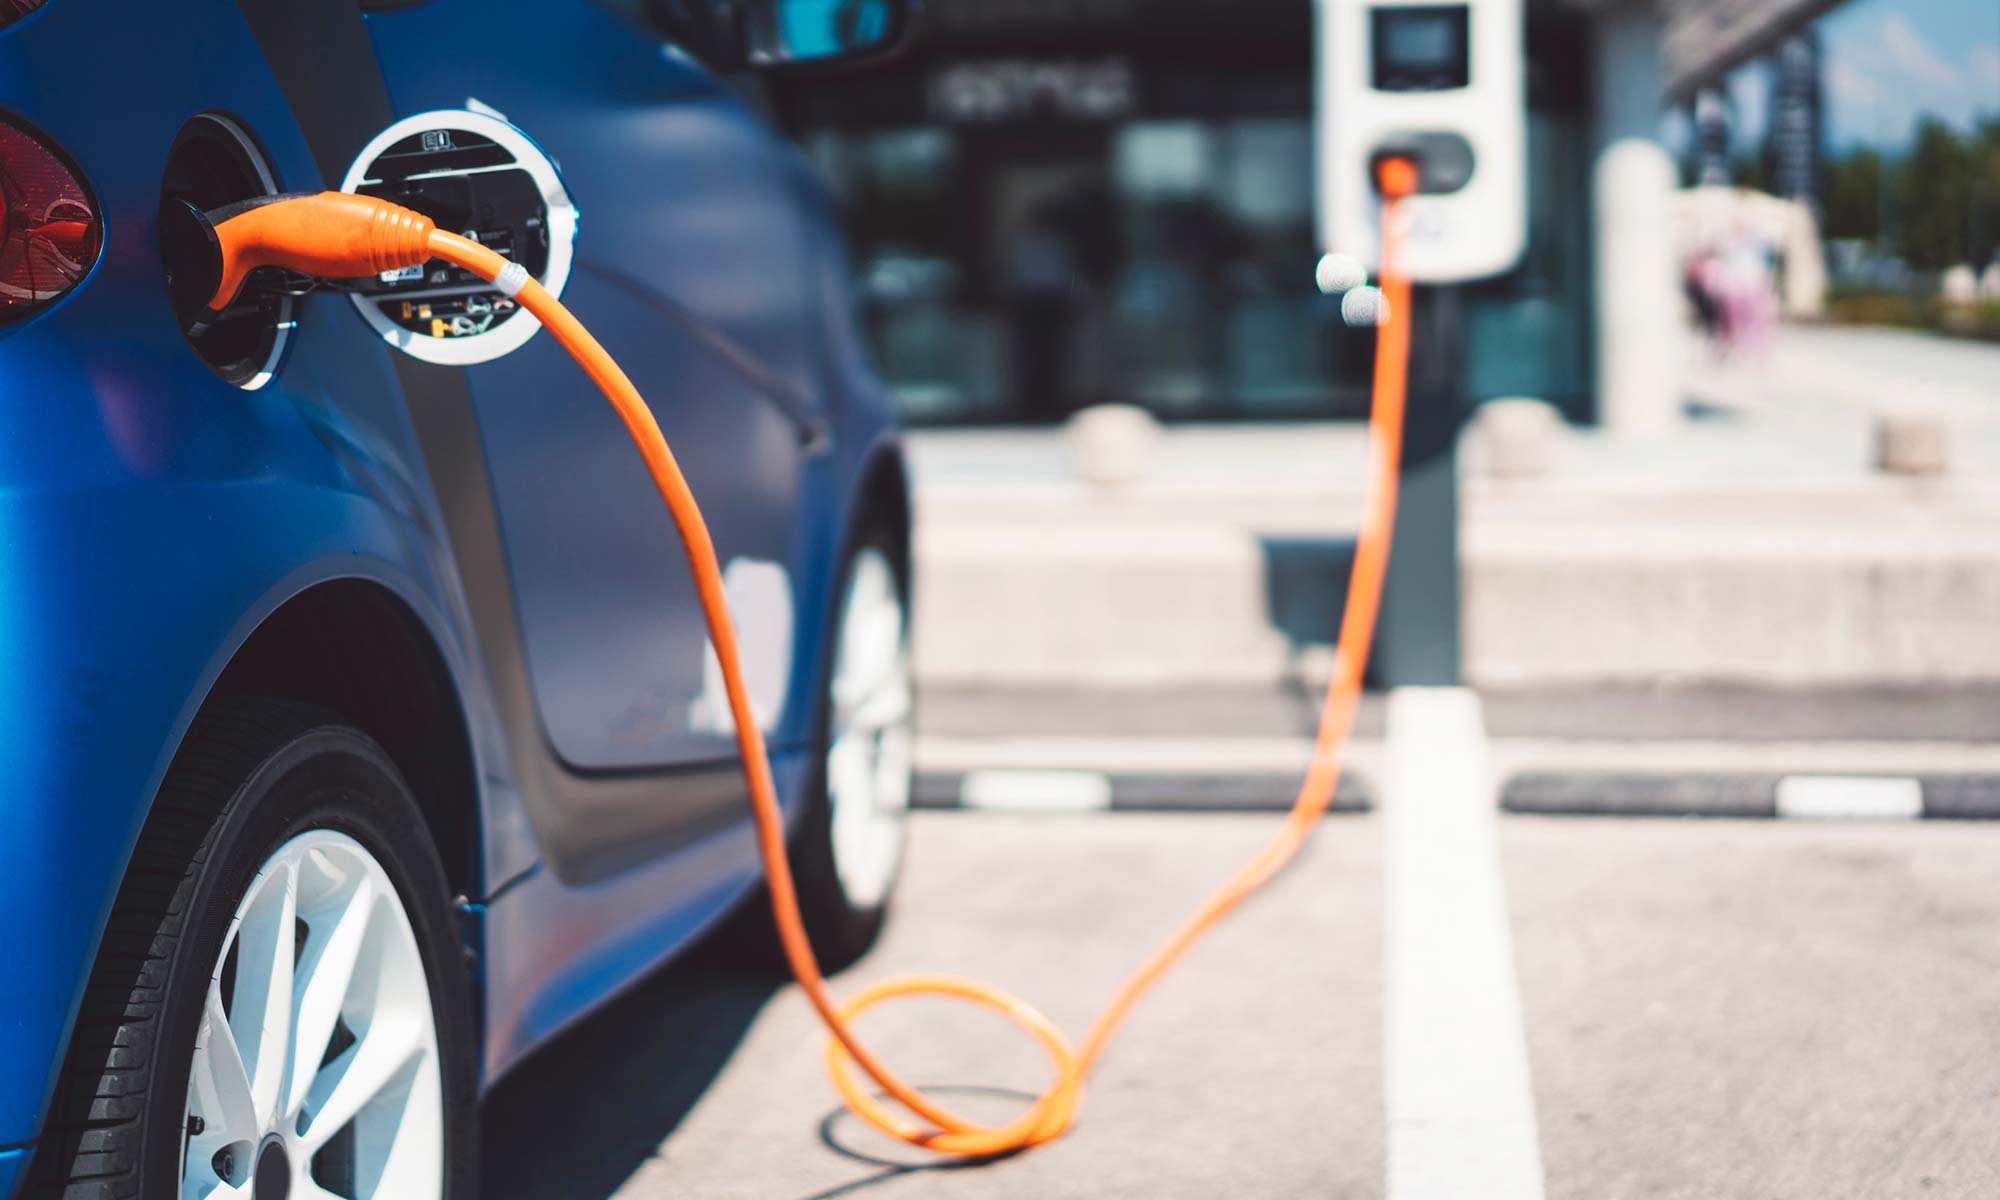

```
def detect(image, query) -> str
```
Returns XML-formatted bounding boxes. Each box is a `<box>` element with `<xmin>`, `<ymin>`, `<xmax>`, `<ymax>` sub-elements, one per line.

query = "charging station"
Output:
<box><xmin>1315</xmin><ymin>0</ymin><xmax>1525</xmax><ymax>283</ymax></box>
<box><xmin>1313</xmin><ymin>0</ymin><xmax>1527</xmax><ymax>685</ymax></box>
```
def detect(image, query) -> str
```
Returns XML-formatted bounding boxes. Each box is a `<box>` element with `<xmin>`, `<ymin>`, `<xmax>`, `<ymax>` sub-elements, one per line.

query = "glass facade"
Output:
<box><xmin>809</xmin><ymin>111</ymin><xmax>1377</xmax><ymax>423</ymax></box>
<box><xmin>785</xmin><ymin>1</ymin><xmax>1595</xmax><ymax>426</ymax></box>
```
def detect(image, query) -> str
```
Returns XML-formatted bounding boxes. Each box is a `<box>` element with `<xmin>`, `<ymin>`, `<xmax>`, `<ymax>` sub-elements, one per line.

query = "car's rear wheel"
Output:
<box><xmin>726</xmin><ymin>523</ymin><xmax>913</xmax><ymax>972</ymax></box>
<box><xmin>822</xmin><ymin>540</ymin><xmax>915</xmax><ymax>922</ymax></box>
<box><xmin>30</xmin><ymin>700</ymin><xmax>476</xmax><ymax>1200</ymax></box>
<box><xmin>180</xmin><ymin>829</ymin><xmax>443</xmax><ymax>1199</ymax></box>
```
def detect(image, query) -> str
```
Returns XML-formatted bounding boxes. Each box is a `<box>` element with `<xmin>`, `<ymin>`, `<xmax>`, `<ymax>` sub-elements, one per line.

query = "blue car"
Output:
<box><xmin>0</xmin><ymin>1</ymin><xmax>916</xmax><ymax>1195</ymax></box>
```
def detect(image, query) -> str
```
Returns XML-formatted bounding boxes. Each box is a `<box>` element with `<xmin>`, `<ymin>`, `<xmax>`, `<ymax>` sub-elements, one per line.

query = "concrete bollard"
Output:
<box><xmin>1064</xmin><ymin>403</ymin><xmax>1161</xmax><ymax>489</ymax></box>
<box><xmin>1874</xmin><ymin>409</ymin><xmax>1949</xmax><ymax>476</ymax></box>
<box><xmin>1940</xmin><ymin>264</ymin><xmax>1977</xmax><ymax>305</ymax></box>
<box><xmin>1474</xmin><ymin>397</ymin><xmax>1561</xmax><ymax>479</ymax></box>
<box><xmin>1592</xmin><ymin>137</ymin><xmax>1681</xmax><ymax>439</ymax></box>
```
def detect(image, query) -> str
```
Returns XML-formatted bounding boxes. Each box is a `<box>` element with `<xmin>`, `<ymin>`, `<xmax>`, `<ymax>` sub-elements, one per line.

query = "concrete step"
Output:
<box><xmin>913</xmin><ymin>512</ymin><xmax>2000</xmax><ymax>687</ymax></box>
<box><xmin>1464</xmin><ymin>517</ymin><xmax>2000</xmax><ymax>686</ymax></box>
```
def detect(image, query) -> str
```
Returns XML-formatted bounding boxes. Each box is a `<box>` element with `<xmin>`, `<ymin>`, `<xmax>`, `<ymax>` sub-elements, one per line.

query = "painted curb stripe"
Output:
<box><xmin>1502</xmin><ymin>772</ymin><xmax>1778</xmax><ymax>818</ymax></box>
<box><xmin>914</xmin><ymin>770</ymin><xmax>1374</xmax><ymax>813</ymax></box>
<box><xmin>1775</xmin><ymin>775</ymin><xmax>1922</xmax><ymax>820</ymax></box>
<box><xmin>921</xmin><ymin>756</ymin><xmax>2000</xmax><ymax>820</ymax></box>
<box><xmin>959</xmin><ymin>769</ymin><xmax>1111</xmax><ymax>812</ymax></box>
<box><xmin>1502</xmin><ymin>772</ymin><xmax>2000</xmax><ymax>819</ymax></box>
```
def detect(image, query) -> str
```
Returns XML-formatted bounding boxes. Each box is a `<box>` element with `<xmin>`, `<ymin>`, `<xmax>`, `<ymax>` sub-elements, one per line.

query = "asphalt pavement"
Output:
<box><xmin>483</xmin><ymin>812</ymin><xmax>1383</xmax><ymax>1199</ymax></box>
<box><xmin>481</xmin><ymin>805</ymin><xmax>2000</xmax><ymax>1199</ymax></box>
<box><xmin>1509</xmin><ymin>817</ymin><xmax>2000</xmax><ymax>1199</ymax></box>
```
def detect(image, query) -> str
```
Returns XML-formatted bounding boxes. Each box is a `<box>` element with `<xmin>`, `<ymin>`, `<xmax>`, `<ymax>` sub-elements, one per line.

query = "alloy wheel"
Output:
<box><xmin>179</xmin><ymin>830</ymin><xmax>443</xmax><ymax>1200</ymax></box>
<box><xmin>826</xmin><ymin>546</ymin><xmax>914</xmax><ymax>911</ymax></box>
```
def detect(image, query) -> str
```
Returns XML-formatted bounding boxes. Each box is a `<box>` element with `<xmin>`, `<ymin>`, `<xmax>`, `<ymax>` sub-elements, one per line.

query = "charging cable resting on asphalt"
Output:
<box><xmin>177</xmin><ymin>158</ymin><xmax>1418</xmax><ymax>1157</ymax></box>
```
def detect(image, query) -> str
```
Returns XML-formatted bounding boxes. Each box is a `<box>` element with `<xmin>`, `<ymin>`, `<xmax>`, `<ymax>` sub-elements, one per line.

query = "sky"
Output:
<box><xmin>1726</xmin><ymin>0</ymin><xmax>1999</xmax><ymax>150</ymax></box>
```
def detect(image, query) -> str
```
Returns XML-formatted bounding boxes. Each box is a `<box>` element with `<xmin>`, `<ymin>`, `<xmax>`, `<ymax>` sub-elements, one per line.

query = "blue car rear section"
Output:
<box><xmin>0</xmin><ymin>0</ymin><xmax>903</xmax><ymax>1186</ymax></box>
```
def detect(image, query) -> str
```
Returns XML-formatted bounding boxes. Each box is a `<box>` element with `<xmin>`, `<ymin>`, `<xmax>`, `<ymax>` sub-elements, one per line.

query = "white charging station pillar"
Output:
<box><xmin>1591</xmin><ymin>6</ymin><xmax>1681</xmax><ymax>439</ymax></box>
<box><xmin>1314</xmin><ymin>0</ymin><xmax>1529</xmax><ymax>688</ymax></box>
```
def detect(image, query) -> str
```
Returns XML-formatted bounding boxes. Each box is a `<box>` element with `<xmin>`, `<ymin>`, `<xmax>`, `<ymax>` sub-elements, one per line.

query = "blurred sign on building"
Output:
<box><xmin>928</xmin><ymin>58</ymin><xmax>1138</xmax><ymax>123</ymax></box>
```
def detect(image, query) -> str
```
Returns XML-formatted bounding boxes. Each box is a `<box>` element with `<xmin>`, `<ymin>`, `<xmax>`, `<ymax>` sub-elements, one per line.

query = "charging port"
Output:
<box><xmin>339</xmin><ymin>110</ymin><xmax>577</xmax><ymax>366</ymax></box>
<box><xmin>351</xmin><ymin>132</ymin><xmax>550</xmax><ymax>342</ymax></box>
<box><xmin>1369</xmin><ymin>133</ymin><xmax>1475</xmax><ymax>195</ymax></box>
<box><xmin>159</xmin><ymin>114</ymin><xmax>294</xmax><ymax>389</ymax></box>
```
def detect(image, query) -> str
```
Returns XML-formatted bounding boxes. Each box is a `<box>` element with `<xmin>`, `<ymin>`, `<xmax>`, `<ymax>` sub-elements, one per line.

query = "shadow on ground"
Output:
<box><xmin>784</xmin><ymin>1087</ymin><xmax>1040</xmax><ymax>1200</ymax></box>
<box><xmin>478</xmin><ymin>938</ymin><xmax>780</xmax><ymax>1200</ymax></box>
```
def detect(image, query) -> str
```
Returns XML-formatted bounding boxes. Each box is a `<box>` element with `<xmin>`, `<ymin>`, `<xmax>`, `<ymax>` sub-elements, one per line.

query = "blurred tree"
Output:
<box><xmin>1821</xmin><ymin>146</ymin><xmax>1880</xmax><ymax>242</ymax></box>
<box><xmin>1730</xmin><ymin>143</ymin><xmax>1770</xmax><ymax>193</ymax></box>
<box><xmin>1972</xmin><ymin>117</ymin><xmax>2000</xmax><ymax>268</ymax></box>
<box><xmin>1895</xmin><ymin>117</ymin><xmax>1972</xmax><ymax>269</ymax></box>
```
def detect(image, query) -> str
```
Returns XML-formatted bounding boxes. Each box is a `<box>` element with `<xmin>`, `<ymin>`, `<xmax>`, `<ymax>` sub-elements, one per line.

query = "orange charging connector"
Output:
<box><xmin>201</xmin><ymin>159</ymin><xmax>1417</xmax><ymax>1157</ymax></box>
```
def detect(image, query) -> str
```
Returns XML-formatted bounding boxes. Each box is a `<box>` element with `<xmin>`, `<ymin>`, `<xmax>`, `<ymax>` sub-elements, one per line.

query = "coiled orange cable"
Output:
<box><xmin>208</xmin><ymin>157</ymin><xmax>1416</xmax><ymax>1158</ymax></box>
<box><xmin>435</xmin><ymin>157</ymin><xmax>1416</xmax><ymax>1156</ymax></box>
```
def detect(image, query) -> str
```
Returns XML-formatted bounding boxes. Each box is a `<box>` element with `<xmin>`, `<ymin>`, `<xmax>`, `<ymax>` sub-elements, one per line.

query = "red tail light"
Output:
<box><xmin>0</xmin><ymin>1</ymin><xmax>48</xmax><ymax>28</ymax></box>
<box><xmin>1</xmin><ymin>114</ymin><xmax>101</xmax><ymax>324</ymax></box>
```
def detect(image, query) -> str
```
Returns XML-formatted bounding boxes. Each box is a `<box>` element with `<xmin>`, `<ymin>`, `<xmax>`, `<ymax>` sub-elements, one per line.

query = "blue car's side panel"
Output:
<box><xmin>458</xmin><ymin>270</ymin><xmax>812</xmax><ymax>772</ymax></box>
<box><xmin>360</xmin><ymin>0</ymin><xmax>893</xmax><ymax>1074</ymax></box>
<box><xmin>0</xmin><ymin>0</ymin><xmax>498</xmax><ymax>1152</ymax></box>
<box><xmin>365</xmin><ymin>1</ymin><xmax>831</xmax><ymax>772</ymax></box>
<box><xmin>0</xmin><ymin>0</ymin><xmax>903</xmax><ymax>1178</ymax></box>
<box><xmin>477</xmin><ymin>751</ymin><xmax>806</xmax><ymax>1077</ymax></box>
<box><xmin>0</xmin><ymin>481</ymin><xmax>491</xmax><ymax>1152</ymax></box>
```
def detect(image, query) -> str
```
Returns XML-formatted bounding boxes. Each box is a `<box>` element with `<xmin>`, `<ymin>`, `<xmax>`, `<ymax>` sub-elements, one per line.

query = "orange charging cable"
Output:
<box><xmin>202</xmin><ymin>156</ymin><xmax>1418</xmax><ymax>1157</ymax></box>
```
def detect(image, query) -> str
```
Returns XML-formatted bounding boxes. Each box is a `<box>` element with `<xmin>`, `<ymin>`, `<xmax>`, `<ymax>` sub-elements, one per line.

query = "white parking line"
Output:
<box><xmin>1775</xmin><ymin>775</ymin><xmax>1923</xmax><ymax>820</ymax></box>
<box><xmin>1384</xmin><ymin>688</ymin><xmax>1545</xmax><ymax>1200</ymax></box>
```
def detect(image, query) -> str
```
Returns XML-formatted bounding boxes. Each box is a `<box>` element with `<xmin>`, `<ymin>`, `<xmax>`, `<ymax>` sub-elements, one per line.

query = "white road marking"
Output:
<box><xmin>1775</xmin><ymin>775</ymin><xmax>1923</xmax><ymax>821</ymax></box>
<box><xmin>1384</xmin><ymin>688</ymin><xmax>1545</xmax><ymax>1200</ymax></box>
<box><xmin>958</xmin><ymin>769</ymin><xmax>1112</xmax><ymax>813</ymax></box>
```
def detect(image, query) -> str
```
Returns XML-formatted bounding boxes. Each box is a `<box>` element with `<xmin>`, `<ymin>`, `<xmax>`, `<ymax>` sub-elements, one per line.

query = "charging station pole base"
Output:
<box><xmin>1370</xmin><ymin>285</ymin><xmax>1463</xmax><ymax>688</ymax></box>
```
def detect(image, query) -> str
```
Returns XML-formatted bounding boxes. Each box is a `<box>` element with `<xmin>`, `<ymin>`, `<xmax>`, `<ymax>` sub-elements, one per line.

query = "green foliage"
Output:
<box><xmin>1973</xmin><ymin>116</ymin><xmax>2000</xmax><ymax>268</ymax></box>
<box><xmin>1897</xmin><ymin>116</ymin><xmax>1973</xmax><ymax>268</ymax></box>
<box><xmin>1822</xmin><ymin>116</ymin><xmax>2000</xmax><ymax>269</ymax></box>
<box><xmin>1821</xmin><ymin>146</ymin><xmax>1879</xmax><ymax>241</ymax></box>
<box><xmin>1824</xmin><ymin>292</ymin><xmax>2000</xmax><ymax>342</ymax></box>
<box><xmin>1729</xmin><ymin>149</ymin><xmax>1769</xmax><ymax>194</ymax></box>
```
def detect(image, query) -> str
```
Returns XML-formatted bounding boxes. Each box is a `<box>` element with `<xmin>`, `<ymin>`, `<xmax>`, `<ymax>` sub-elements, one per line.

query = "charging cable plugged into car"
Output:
<box><xmin>159</xmin><ymin>157</ymin><xmax>1417</xmax><ymax>1157</ymax></box>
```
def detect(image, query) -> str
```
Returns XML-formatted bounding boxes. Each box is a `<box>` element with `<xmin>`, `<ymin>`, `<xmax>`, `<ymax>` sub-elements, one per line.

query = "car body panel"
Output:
<box><xmin>365</xmin><ymin>0</ymin><xmax>832</xmax><ymax>772</ymax></box>
<box><xmin>0</xmin><ymin>0</ymin><xmax>904</xmax><ymax>1176</ymax></box>
<box><xmin>1</xmin><ymin>0</ymin><xmax>502</xmax><ymax>1146</ymax></box>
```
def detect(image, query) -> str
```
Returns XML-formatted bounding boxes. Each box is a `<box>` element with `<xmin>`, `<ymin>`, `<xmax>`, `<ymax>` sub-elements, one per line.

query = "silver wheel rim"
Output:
<box><xmin>827</xmin><ymin>546</ymin><xmax>913</xmax><ymax>911</ymax></box>
<box><xmin>180</xmin><ymin>830</ymin><xmax>443</xmax><ymax>1199</ymax></box>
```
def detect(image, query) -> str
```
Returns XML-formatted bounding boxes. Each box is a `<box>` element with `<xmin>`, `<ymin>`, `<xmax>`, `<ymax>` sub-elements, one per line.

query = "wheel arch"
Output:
<box><xmin>853</xmin><ymin>437</ymin><xmax>912</xmax><ymax>599</ymax></box>
<box><xmin>803</xmin><ymin>437</ymin><xmax>914</xmax><ymax>734</ymax></box>
<box><xmin>206</xmin><ymin>577</ymin><xmax>484</xmax><ymax>901</ymax></box>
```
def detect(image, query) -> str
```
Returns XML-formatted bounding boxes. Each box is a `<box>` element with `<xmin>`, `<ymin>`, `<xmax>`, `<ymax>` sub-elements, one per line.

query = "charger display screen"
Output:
<box><xmin>1371</xmin><ymin>5</ymin><xmax>1470</xmax><ymax>91</ymax></box>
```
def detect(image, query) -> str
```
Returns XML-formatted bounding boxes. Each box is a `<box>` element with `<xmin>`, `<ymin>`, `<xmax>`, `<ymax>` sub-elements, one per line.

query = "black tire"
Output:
<box><xmin>27</xmin><ymin>699</ymin><xmax>478</xmax><ymax>1200</ymax></box>
<box><xmin>722</xmin><ymin>517</ymin><xmax>911</xmax><ymax>975</ymax></box>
